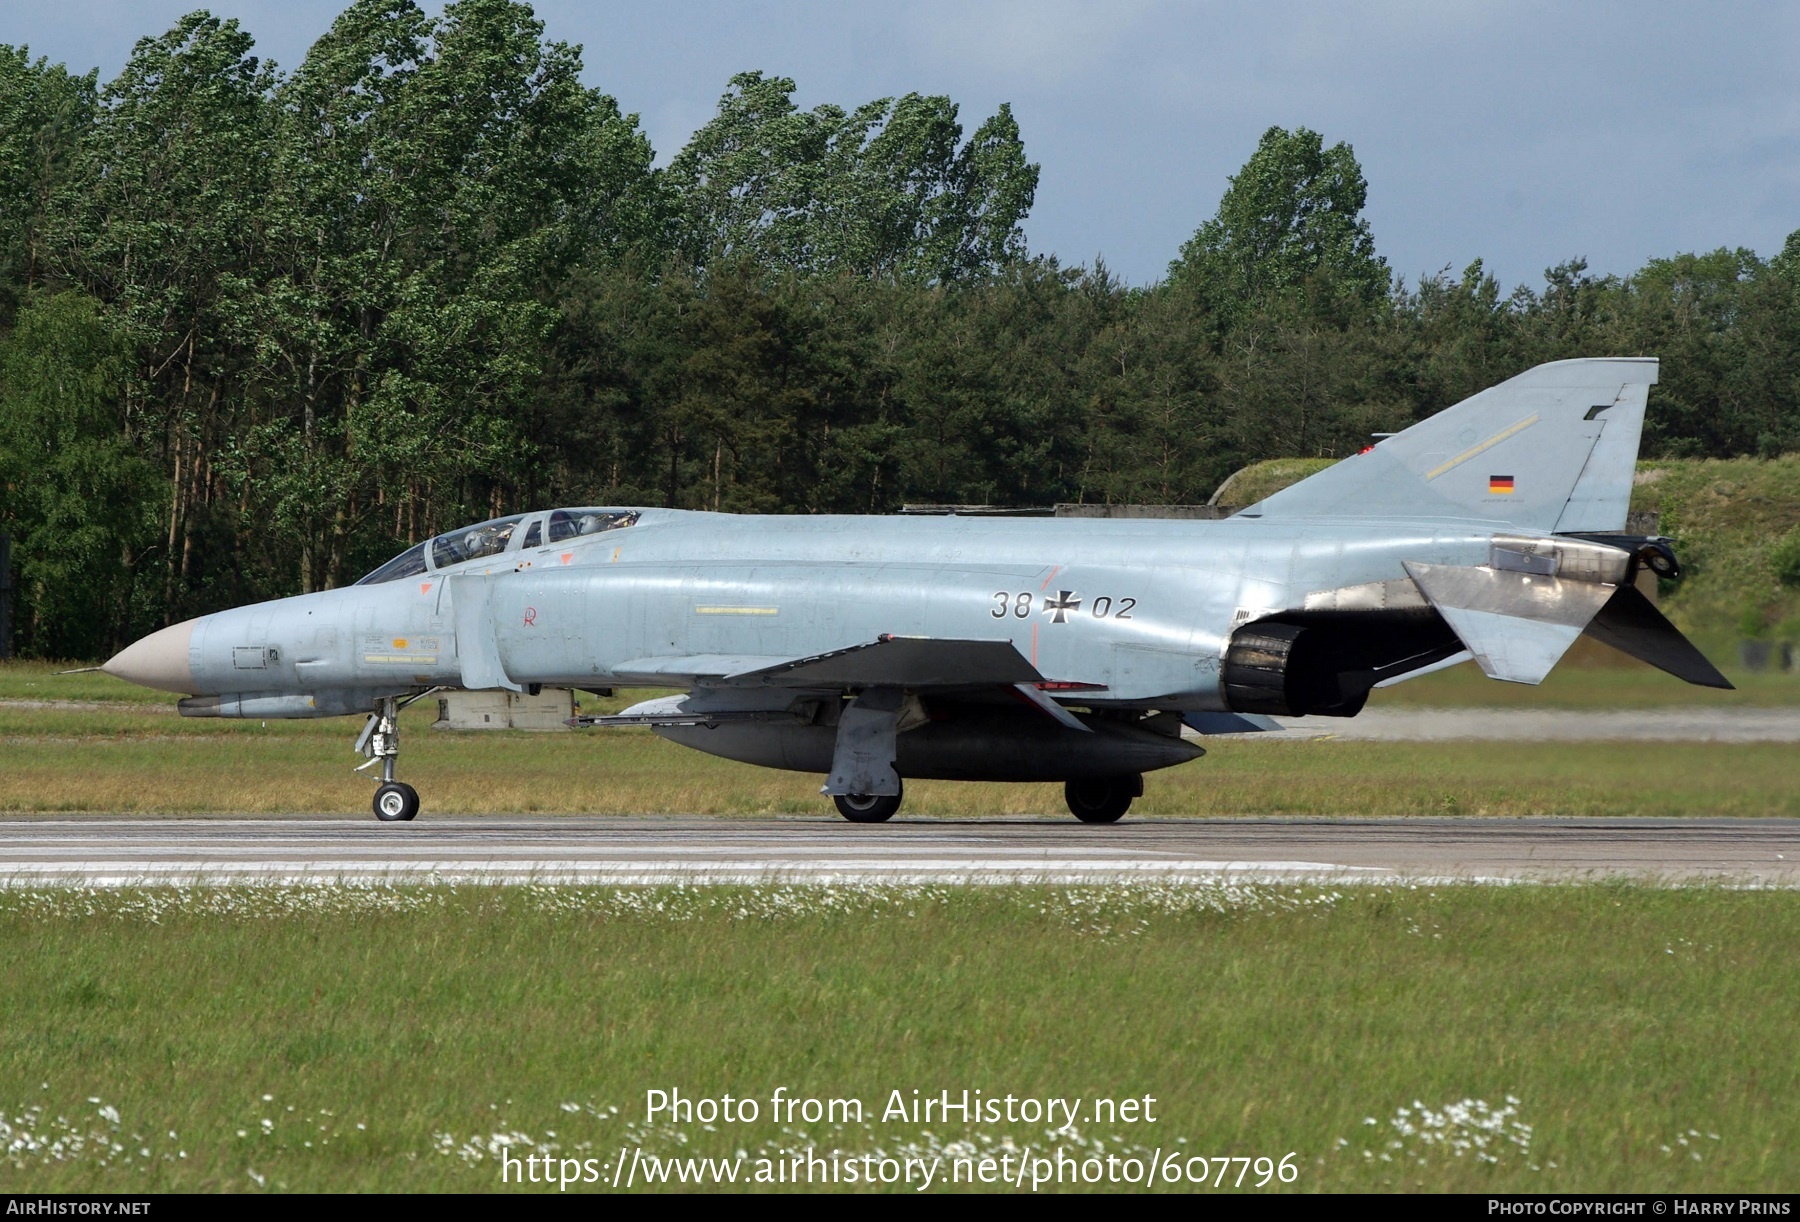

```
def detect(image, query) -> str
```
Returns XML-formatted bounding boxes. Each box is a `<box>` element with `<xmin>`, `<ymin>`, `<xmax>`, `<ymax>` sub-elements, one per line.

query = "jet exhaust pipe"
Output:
<box><xmin>1222</xmin><ymin>613</ymin><xmax>1466</xmax><ymax>718</ymax></box>
<box><xmin>1222</xmin><ymin>623</ymin><xmax>1347</xmax><ymax>717</ymax></box>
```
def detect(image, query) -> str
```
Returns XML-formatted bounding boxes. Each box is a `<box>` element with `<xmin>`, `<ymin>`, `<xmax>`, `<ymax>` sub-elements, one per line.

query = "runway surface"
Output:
<box><xmin>0</xmin><ymin>815</ymin><xmax>1793</xmax><ymax>886</ymax></box>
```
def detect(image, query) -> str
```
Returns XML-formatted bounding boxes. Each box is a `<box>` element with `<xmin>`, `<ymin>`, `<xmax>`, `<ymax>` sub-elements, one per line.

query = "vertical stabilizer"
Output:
<box><xmin>1240</xmin><ymin>357</ymin><xmax>1657</xmax><ymax>530</ymax></box>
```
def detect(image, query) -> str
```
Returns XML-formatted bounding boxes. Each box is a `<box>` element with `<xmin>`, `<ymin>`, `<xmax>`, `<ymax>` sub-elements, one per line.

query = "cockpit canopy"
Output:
<box><xmin>432</xmin><ymin>516</ymin><xmax>521</xmax><ymax>570</ymax></box>
<box><xmin>355</xmin><ymin>508</ymin><xmax>641</xmax><ymax>585</ymax></box>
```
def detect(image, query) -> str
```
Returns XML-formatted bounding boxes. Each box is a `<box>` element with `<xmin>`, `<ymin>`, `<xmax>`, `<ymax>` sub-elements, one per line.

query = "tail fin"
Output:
<box><xmin>1239</xmin><ymin>357</ymin><xmax>1657</xmax><ymax>531</ymax></box>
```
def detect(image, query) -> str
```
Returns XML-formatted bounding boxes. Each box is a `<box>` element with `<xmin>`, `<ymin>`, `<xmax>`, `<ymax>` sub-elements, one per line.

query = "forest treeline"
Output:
<box><xmin>3</xmin><ymin>0</ymin><xmax>1800</xmax><ymax>657</ymax></box>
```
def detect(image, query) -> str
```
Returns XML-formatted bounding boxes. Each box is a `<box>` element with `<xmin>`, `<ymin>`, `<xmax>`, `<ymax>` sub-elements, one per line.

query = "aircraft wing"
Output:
<box><xmin>596</xmin><ymin>636</ymin><xmax>1093</xmax><ymax>735</ymax></box>
<box><xmin>612</xmin><ymin>635</ymin><xmax>1046</xmax><ymax>689</ymax></box>
<box><xmin>607</xmin><ymin>654</ymin><xmax>797</xmax><ymax>684</ymax></box>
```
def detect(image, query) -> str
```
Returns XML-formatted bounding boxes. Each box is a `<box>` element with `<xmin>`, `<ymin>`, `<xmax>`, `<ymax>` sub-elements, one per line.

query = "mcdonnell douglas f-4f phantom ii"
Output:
<box><xmin>102</xmin><ymin>357</ymin><xmax>1729</xmax><ymax>823</ymax></box>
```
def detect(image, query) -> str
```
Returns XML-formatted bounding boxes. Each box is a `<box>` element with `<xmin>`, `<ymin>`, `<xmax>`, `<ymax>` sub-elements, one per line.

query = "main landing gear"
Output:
<box><xmin>833</xmin><ymin>783</ymin><xmax>904</xmax><ymax>824</ymax></box>
<box><xmin>355</xmin><ymin>693</ymin><xmax>434</xmax><ymax>822</ymax></box>
<box><xmin>828</xmin><ymin>775</ymin><xmax>1145</xmax><ymax>824</ymax></box>
<box><xmin>1063</xmin><ymin>774</ymin><xmax>1143</xmax><ymax>824</ymax></box>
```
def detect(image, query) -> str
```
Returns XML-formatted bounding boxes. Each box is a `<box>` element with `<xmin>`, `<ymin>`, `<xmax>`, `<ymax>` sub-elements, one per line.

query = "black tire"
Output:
<box><xmin>1065</xmin><ymin>776</ymin><xmax>1136</xmax><ymax>824</ymax></box>
<box><xmin>834</xmin><ymin>785</ymin><xmax>902</xmax><ymax>823</ymax></box>
<box><xmin>374</xmin><ymin>781</ymin><xmax>420</xmax><ymax>822</ymax></box>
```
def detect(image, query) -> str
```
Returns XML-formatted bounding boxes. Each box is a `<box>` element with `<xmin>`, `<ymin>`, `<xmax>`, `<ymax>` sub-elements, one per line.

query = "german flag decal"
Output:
<box><xmin>1489</xmin><ymin>475</ymin><xmax>1515</xmax><ymax>495</ymax></box>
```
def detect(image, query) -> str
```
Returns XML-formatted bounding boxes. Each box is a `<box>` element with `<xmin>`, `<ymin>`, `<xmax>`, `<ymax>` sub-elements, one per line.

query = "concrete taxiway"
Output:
<box><xmin>0</xmin><ymin>816</ymin><xmax>1793</xmax><ymax>886</ymax></box>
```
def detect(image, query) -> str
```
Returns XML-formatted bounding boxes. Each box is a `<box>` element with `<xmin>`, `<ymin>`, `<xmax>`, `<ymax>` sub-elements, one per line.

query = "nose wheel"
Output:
<box><xmin>355</xmin><ymin>693</ymin><xmax>435</xmax><ymax>822</ymax></box>
<box><xmin>374</xmin><ymin>781</ymin><xmax>420</xmax><ymax>822</ymax></box>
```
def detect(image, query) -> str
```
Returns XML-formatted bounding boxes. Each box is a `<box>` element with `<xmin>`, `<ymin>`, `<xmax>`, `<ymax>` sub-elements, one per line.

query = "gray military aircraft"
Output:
<box><xmin>102</xmin><ymin>357</ymin><xmax>1728</xmax><ymax>823</ymax></box>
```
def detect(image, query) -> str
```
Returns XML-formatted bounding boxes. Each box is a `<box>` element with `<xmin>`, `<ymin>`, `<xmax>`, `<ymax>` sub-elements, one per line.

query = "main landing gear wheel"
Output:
<box><xmin>1064</xmin><ymin>775</ymin><xmax>1141</xmax><ymax>824</ymax></box>
<box><xmin>373</xmin><ymin>781</ymin><xmax>420</xmax><ymax>822</ymax></box>
<box><xmin>834</xmin><ymin>785</ymin><xmax>902</xmax><ymax>823</ymax></box>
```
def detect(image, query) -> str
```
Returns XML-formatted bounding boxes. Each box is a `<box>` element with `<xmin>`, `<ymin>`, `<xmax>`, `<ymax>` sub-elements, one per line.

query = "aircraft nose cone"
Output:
<box><xmin>103</xmin><ymin>619</ymin><xmax>198</xmax><ymax>693</ymax></box>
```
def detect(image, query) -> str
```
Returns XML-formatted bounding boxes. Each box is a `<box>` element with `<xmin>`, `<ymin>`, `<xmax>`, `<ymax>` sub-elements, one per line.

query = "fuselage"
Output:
<box><xmin>109</xmin><ymin>507</ymin><xmax>1522</xmax><ymax>715</ymax></box>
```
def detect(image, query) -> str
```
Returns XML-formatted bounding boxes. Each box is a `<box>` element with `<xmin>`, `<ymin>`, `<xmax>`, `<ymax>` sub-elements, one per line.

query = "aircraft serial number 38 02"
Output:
<box><xmin>103</xmin><ymin>358</ymin><xmax>1729</xmax><ymax>823</ymax></box>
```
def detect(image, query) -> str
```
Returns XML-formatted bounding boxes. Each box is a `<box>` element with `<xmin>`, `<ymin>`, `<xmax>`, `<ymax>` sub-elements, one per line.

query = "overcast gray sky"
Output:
<box><xmin>8</xmin><ymin>1</ymin><xmax>1798</xmax><ymax>290</ymax></box>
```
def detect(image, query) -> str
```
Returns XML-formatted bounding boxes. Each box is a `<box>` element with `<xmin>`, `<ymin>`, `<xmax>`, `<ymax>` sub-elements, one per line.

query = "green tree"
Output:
<box><xmin>0</xmin><ymin>47</ymin><xmax>95</xmax><ymax>329</ymax></box>
<box><xmin>1397</xmin><ymin>259</ymin><xmax>1522</xmax><ymax>414</ymax></box>
<box><xmin>884</xmin><ymin>259</ymin><xmax>1092</xmax><ymax>505</ymax></box>
<box><xmin>1734</xmin><ymin>231</ymin><xmax>1800</xmax><ymax>457</ymax></box>
<box><xmin>1170</xmin><ymin>125</ymin><xmax>1388</xmax><ymax>320</ymax></box>
<box><xmin>0</xmin><ymin>292</ymin><xmax>161</xmax><ymax>656</ymax></box>
<box><xmin>256</xmin><ymin>0</ymin><xmax>659</xmax><ymax>589</ymax></box>
<box><xmin>1611</xmin><ymin>249</ymin><xmax>1761</xmax><ymax>457</ymax></box>
<box><xmin>667</xmin><ymin>71</ymin><xmax>1038</xmax><ymax>281</ymax></box>
<box><xmin>1072</xmin><ymin>269</ymin><xmax>1221</xmax><ymax>504</ymax></box>
<box><xmin>54</xmin><ymin>11</ymin><xmax>277</xmax><ymax>620</ymax></box>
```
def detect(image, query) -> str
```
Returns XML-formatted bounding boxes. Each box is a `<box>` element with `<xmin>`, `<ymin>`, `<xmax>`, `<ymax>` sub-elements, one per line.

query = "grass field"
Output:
<box><xmin>0</xmin><ymin>882</ymin><xmax>1790</xmax><ymax>1194</ymax></box>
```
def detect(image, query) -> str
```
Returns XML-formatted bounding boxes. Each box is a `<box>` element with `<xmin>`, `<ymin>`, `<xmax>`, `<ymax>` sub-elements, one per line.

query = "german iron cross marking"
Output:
<box><xmin>1043</xmin><ymin>591</ymin><xmax>1081</xmax><ymax>623</ymax></box>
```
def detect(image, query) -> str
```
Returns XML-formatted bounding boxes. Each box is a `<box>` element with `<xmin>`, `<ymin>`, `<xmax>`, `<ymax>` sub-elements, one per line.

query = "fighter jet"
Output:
<box><xmin>102</xmin><ymin>357</ymin><xmax>1728</xmax><ymax>823</ymax></box>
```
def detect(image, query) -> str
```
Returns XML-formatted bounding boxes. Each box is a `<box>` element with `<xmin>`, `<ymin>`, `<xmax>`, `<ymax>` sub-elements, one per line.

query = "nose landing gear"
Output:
<box><xmin>355</xmin><ymin>693</ymin><xmax>433</xmax><ymax>822</ymax></box>
<box><xmin>373</xmin><ymin>780</ymin><xmax>420</xmax><ymax>822</ymax></box>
